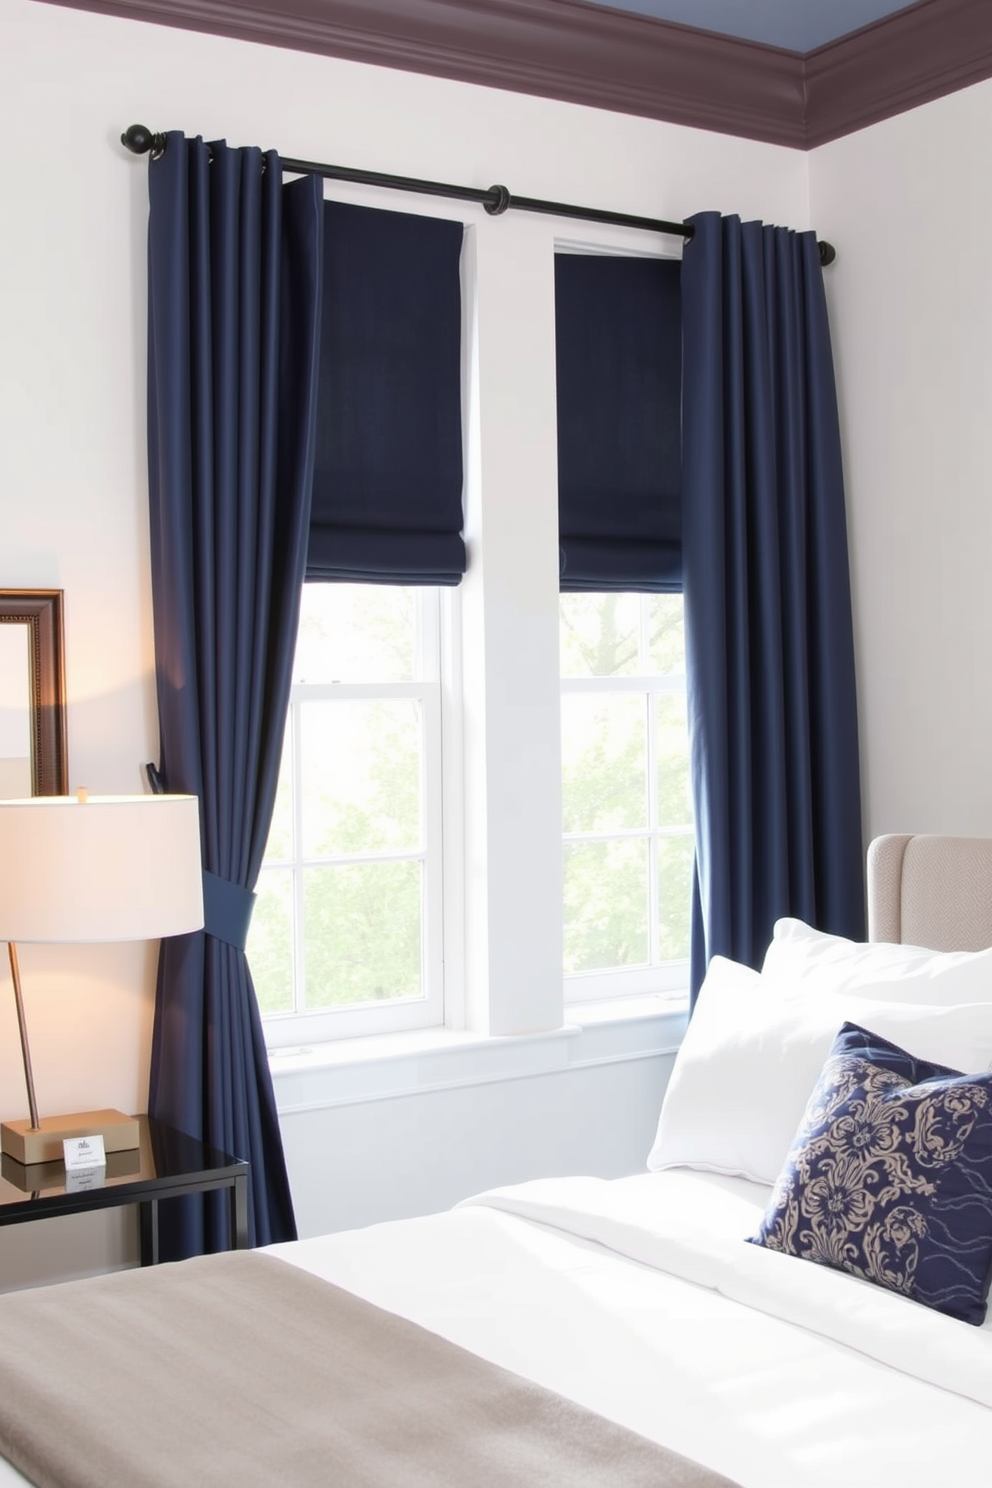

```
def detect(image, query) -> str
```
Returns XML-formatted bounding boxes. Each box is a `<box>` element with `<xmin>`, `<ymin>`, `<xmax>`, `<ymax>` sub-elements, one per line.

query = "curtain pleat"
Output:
<box><xmin>145</xmin><ymin>133</ymin><xmax>324</xmax><ymax>1255</ymax></box>
<box><xmin>681</xmin><ymin>212</ymin><xmax>864</xmax><ymax>998</ymax></box>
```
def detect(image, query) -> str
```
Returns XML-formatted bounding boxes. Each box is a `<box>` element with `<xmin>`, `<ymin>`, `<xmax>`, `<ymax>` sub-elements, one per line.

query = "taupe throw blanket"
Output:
<box><xmin>0</xmin><ymin>1252</ymin><xmax>742</xmax><ymax>1488</ymax></box>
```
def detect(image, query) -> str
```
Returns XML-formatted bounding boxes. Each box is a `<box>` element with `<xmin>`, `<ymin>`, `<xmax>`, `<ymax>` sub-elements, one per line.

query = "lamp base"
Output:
<box><xmin>0</xmin><ymin>1110</ymin><xmax>140</xmax><ymax>1165</ymax></box>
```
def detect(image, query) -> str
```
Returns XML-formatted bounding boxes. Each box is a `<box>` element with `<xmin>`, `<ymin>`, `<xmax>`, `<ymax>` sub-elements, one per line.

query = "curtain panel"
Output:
<box><xmin>145</xmin><ymin>133</ymin><xmax>324</xmax><ymax>1256</ymax></box>
<box><xmin>681</xmin><ymin>212</ymin><xmax>865</xmax><ymax>997</ymax></box>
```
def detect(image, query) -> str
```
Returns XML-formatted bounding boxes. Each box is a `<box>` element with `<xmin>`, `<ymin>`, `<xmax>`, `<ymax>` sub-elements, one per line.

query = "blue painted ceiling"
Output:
<box><xmin>579</xmin><ymin>0</ymin><xmax>919</xmax><ymax>52</ymax></box>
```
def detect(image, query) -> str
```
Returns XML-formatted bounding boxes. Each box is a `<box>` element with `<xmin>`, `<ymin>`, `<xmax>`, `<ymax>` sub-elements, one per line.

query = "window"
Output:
<box><xmin>249</xmin><ymin>194</ymin><xmax>689</xmax><ymax>1048</ymax></box>
<box><xmin>249</xmin><ymin>583</ymin><xmax>446</xmax><ymax>1045</ymax></box>
<box><xmin>560</xmin><ymin>591</ymin><xmax>692</xmax><ymax>1002</ymax></box>
<box><xmin>250</xmin><ymin>193</ymin><xmax>465</xmax><ymax>1047</ymax></box>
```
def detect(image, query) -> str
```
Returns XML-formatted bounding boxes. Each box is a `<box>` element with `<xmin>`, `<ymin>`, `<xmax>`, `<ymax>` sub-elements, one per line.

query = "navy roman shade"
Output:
<box><xmin>307</xmin><ymin>200</ymin><xmax>466</xmax><ymax>585</ymax></box>
<box><xmin>555</xmin><ymin>253</ymin><xmax>682</xmax><ymax>592</ymax></box>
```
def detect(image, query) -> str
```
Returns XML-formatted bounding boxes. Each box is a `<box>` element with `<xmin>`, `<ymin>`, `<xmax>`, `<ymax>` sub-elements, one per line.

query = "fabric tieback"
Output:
<box><xmin>202</xmin><ymin>870</ymin><xmax>256</xmax><ymax>951</ymax></box>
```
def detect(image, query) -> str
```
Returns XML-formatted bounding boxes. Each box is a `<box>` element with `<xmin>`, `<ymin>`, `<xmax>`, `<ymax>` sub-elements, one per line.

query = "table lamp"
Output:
<box><xmin>0</xmin><ymin>790</ymin><xmax>203</xmax><ymax>1164</ymax></box>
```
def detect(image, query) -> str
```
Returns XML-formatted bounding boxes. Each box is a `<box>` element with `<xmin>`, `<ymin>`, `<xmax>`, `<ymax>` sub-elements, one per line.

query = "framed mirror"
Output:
<box><xmin>0</xmin><ymin>591</ymin><xmax>67</xmax><ymax>797</ymax></box>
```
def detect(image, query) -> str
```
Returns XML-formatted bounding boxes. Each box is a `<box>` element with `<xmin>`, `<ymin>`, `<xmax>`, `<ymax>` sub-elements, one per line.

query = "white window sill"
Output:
<box><xmin>268</xmin><ymin>991</ymin><xmax>688</xmax><ymax>1115</ymax></box>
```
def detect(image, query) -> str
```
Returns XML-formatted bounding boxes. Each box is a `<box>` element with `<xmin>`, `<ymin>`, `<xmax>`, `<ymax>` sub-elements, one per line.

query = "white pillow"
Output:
<box><xmin>647</xmin><ymin>954</ymin><xmax>992</xmax><ymax>1186</ymax></box>
<box><xmin>762</xmin><ymin>917</ymin><xmax>992</xmax><ymax>1004</ymax></box>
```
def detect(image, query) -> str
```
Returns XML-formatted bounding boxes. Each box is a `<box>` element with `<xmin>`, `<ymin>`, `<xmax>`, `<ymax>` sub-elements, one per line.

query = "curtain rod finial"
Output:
<box><xmin>121</xmin><ymin>124</ymin><xmax>163</xmax><ymax>157</ymax></box>
<box><xmin>818</xmin><ymin>239</ymin><xmax>837</xmax><ymax>267</ymax></box>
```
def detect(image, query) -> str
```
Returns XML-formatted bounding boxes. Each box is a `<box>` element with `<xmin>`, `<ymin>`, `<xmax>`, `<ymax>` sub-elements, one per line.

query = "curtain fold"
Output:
<box><xmin>145</xmin><ymin>133</ymin><xmax>324</xmax><ymax>1255</ymax></box>
<box><xmin>681</xmin><ymin>212</ymin><xmax>864</xmax><ymax>998</ymax></box>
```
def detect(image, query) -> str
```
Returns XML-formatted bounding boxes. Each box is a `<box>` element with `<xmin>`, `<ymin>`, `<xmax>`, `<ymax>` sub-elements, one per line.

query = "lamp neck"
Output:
<box><xmin>7</xmin><ymin>943</ymin><xmax>40</xmax><ymax>1133</ymax></box>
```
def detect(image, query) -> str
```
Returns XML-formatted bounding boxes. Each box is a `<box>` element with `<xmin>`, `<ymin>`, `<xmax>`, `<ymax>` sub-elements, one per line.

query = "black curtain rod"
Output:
<box><xmin>121</xmin><ymin>124</ymin><xmax>836</xmax><ymax>267</ymax></box>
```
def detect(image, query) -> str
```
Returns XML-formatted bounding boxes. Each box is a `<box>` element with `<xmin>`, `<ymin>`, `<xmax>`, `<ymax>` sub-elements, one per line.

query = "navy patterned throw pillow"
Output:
<box><xmin>748</xmin><ymin>1022</ymin><xmax>992</xmax><ymax>1324</ymax></box>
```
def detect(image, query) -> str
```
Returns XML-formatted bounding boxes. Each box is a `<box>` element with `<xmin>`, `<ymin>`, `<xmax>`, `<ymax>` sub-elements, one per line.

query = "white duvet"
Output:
<box><xmin>275</xmin><ymin>1169</ymin><xmax>992</xmax><ymax>1488</ymax></box>
<box><xmin>2</xmin><ymin>1168</ymin><xmax>991</xmax><ymax>1486</ymax></box>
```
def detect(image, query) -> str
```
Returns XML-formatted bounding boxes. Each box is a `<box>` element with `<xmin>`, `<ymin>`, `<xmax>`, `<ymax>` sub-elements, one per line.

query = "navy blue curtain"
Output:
<box><xmin>308</xmin><ymin>199</ymin><xmax>465</xmax><ymax>585</ymax></box>
<box><xmin>555</xmin><ymin>253</ymin><xmax>682</xmax><ymax>591</ymax></box>
<box><xmin>681</xmin><ymin>213</ymin><xmax>864</xmax><ymax>998</ymax></box>
<box><xmin>145</xmin><ymin>134</ymin><xmax>324</xmax><ymax>1255</ymax></box>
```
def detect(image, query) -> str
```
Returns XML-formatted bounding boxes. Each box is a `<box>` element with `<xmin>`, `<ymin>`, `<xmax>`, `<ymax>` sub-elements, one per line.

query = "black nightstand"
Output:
<box><xmin>0</xmin><ymin>1115</ymin><xmax>248</xmax><ymax>1265</ymax></box>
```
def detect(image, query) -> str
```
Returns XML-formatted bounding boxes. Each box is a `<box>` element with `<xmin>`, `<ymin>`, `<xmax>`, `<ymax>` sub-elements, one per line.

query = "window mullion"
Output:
<box><xmin>645</xmin><ymin>668</ymin><xmax>659</xmax><ymax>968</ymax></box>
<box><xmin>423</xmin><ymin>674</ymin><xmax>443</xmax><ymax>1026</ymax></box>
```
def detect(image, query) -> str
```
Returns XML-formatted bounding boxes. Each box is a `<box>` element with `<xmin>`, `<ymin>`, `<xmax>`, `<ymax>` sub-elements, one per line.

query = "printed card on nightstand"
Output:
<box><xmin>63</xmin><ymin>1134</ymin><xmax>106</xmax><ymax>1172</ymax></box>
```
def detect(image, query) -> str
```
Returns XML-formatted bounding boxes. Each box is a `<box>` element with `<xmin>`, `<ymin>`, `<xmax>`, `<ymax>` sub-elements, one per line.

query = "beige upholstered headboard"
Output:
<box><xmin>867</xmin><ymin>835</ymin><xmax>992</xmax><ymax>951</ymax></box>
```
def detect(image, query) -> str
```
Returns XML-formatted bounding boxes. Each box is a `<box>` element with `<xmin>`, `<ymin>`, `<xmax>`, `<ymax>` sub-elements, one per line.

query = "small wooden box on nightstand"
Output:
<box><xmin>0</xmin><ymin>1109</ymin><xmax>140</xmax><ymax>1165</ymax></box>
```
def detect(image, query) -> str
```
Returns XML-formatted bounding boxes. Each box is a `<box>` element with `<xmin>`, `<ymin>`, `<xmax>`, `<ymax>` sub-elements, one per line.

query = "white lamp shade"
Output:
<box><xmin>0</xmin><ymin>794</ymin><xmax>204</xmax><ymax>943</ymax></box>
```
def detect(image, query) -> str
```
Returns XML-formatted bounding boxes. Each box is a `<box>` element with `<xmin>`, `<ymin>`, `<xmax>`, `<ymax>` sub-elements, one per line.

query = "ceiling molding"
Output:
<box><xmin>35</xmin><ymin>0</ymin><xmax>992</xmax><ymax>149</ymax></box>
<box><xmin>37</xmin><ymin>0</ymin><xmax>808</xmax><ymax>146</ymax></box>
<box><xmin>805</xmin><ymin>0</ymin><xmax>992</xmax><ymax>147</ymax></box>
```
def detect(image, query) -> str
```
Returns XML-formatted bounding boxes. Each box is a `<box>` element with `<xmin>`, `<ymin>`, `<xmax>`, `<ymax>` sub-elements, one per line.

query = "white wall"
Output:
<box><xmin>1</xmin><ymin>0</ymin><xmax>808</xmax><ymax>1286</ymax></box>
<box><xmin>276</xmin><ymin>1015</ymin><xmax>685</xmax><ymax>1236</ymax></box>
<box><xmin>810</xmin><ymin>83</ymin><xmax>992</xmax><ymax>841</ymax></box>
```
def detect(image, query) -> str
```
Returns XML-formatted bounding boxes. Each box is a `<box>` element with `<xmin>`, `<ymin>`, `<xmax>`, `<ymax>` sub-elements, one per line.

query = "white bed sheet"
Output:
<box><xmin>1</xmin><ymin>1168</ymin><xmax>990</xmax><ymax>1486</ymax></box>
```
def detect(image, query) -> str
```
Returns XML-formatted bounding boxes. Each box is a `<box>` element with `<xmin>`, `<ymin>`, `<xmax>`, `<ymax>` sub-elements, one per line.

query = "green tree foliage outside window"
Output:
<box><xmin>248</xmin><ymin>587</ymin><xmax>429</xmax><ymax>1019</ymax></box>
<box><xmin>560</xmin><ymin>593</ymin><xmax>692</xmax><ymax>977</ymax></box>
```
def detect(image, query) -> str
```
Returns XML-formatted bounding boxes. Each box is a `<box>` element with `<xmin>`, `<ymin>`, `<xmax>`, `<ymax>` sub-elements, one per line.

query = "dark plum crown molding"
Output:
<box><xmin>36</xmin><ymin>0</ymin><xmax>992</xmax><ymax>149</ymax></box>
<box><xmin>805</xmin><ymin>0</ymin><xmax>992</xmax><ymax>148</ymax></box>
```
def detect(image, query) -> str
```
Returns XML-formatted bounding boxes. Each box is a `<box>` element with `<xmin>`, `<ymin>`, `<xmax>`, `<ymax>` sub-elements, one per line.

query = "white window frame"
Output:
<box><xmin>261</xmin><ymin>587</ymin><xmax>460</xmax><ymax>1048</ymax></box>
<box><xmin>561</xmin><ymin>593</ymin><xmax>692</xmax><ymax>1005</ymax></box>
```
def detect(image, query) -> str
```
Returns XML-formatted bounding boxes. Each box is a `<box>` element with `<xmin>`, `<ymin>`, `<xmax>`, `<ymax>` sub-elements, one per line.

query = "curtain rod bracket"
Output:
<box><xmin>484</xmin><ymin>185</ymin><xmax>511</xmax><ymax>216</ymax></box>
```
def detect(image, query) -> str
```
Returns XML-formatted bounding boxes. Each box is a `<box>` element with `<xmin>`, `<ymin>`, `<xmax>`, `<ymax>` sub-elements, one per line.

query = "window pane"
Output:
<box><xmin>302</xmin><ymin>861</ymin><xmax>421</xmax><ymax>1007</ymax></box>
<box><xmin>655</xmin><ymin>693</ymin><xmax>693</xmax><ymax>826</ymax></box>
<box><xmin>563</xmin><ymin>838</ymin><xmax>648</xmax><ymax>972</ymax></box>
<box><xmin>562</xmin><ymin>693</ymin><xmax>646</xmax><ymax>832</ymax></box>
<box><xmin>248</xmin><ymin>869</ymin><xmax>294</xmax><ymax>1015</ymax></box>
<box><xmin>559</xmin><ymin>593</ymin><xmax>641</xmax><ymax>678</ymax></box>
<box><xmin>293</xmin><ymin>584</ymin><xmax>416</xmax><ymax>683</ymax></box>
<box><xmin>646</xmin><ymin>594</ymin><xmax>686</xmax><ymax>675</ymax></box>
<box><xmin>657</xmin><ymin>833</ymin><xmax>694</xmax><ymax>961</ymax></box>
<box><xmin>300</xmin><ymin>699</ymin><xmax>421</xmax><ymax>857</ymax></box>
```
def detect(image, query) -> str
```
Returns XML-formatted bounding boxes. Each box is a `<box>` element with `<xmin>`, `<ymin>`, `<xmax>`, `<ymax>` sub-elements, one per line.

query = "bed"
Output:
<box><xmin>1</xmin><ymin>832</ymin><xmax>991</xmax><ymax>1486</ymax></box>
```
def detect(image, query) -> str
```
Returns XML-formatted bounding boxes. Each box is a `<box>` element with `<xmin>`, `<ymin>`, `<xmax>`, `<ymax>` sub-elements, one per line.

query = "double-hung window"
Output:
<box><xmin>250</xmin><ymin>198</ymin><xmax>692</xmax><ymax>1046</ymax></box>
<box><xmin>555</xmin><ymin>247</ymin><xmax>689</xmax><ymax>1004</ymax></box>
<box><xmin>250</xmin><ymin>583</ymin><xmax>446</xmax><ymax>1044</ymax></box>
<box><xmin>560</xmin><ymin>591</ymin><xmax>692</xmax><ymax>1003</ymax></box>
<box><xmin>250</xmin><ymin>192</ymin><xmax>464</xmax><ymax>1046</ymax></box>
